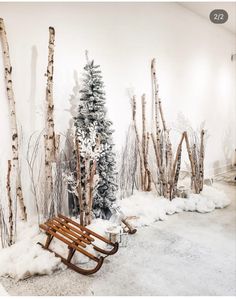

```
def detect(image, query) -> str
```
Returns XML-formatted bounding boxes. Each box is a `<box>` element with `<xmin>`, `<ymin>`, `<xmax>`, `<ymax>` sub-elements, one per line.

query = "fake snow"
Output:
<box><xmin>0</xmin><ymin>283</ymin><xmax>8</xmax><ymax>296</ymax></box>
<box><xmin>0</xmin><ymin>218</ymin><xmax>111</xmax><ymax>281</ymax></box>
<box><xmin>0</xmin><ymin>185</ymin><xmax>231</xmax><ymax>280</ymax></box>
<box><xmin>120</xmin><ymin>185</ymin><xmax>231</xmax><ymax>227</ymax></box>
<box><xmin>0</xmin><ymin>222</ymin><xmax>65</xmax><ymax>280</ymax></box>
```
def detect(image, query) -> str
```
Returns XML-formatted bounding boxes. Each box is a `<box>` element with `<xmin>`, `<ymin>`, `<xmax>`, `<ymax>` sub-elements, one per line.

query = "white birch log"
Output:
<box><xmin>132</xmin><ymin>96</ymin><xmax>144</xmax><ymax>190</ymax></box>
<box><xmin>75</xmin><ymin>139</ymin><xmax>84</xmax><ymax>225</ymax></box>
<box><xmin>141</xmin><ymin>94</ymin><xmax>151</xmax><ymax>191</ymax></box>
<box><xmin>151</xmin><ymin>58</ymin><xmax>161</xmax><ymax>151</ymax></box>
<box><xmin>6</xmin><ymin>160</ymin><xmax>13</xmax><ymax>245</ymax></box>
<box><xmin>84</xmin><ymin>155</ymin><xmax>90</xmax><ymax>226</ymax></box>
<box><xmin>44</xmin><ymin>27</ymin><xmax>56</xmax><ymax>218</ymax></box>
<box><xmin>0</xmin><ymin>18</ymin><xmax>27</xmax><ymax>220</ymax></box>
<box><xmin>184</xmin><ymin>131</ymin><xmax>199</xmax><ymax>193</ymax></box>
<box><xmin>170</xmin><ymin>132</ymin><xmax>185</xmax><ymax>199</ymax></box>
<box><xmin>199</xmin><ymin>129</ymin><xmax>205</xmax><ymax>191</ymax></box>
<box><xmin>45</xmin><ymin>26</ymin><xmax>56</xmax><ymax>162</ymax></box>
<box><xmin>151</xmin><ymin>133</ymin><xmax>167</xmax><ymax>197</ymax></box>
<box><xmin>87</xmin><ymin>159</ymin><xmax>96</xmax><ymax>225</ymax></box>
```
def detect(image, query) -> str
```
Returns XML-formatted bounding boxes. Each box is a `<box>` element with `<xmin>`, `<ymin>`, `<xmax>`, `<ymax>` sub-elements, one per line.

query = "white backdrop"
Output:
<box><xmin>0</xmin><ymin>2</ymin><xmax>235</xmax><ymax>196</ymax></box>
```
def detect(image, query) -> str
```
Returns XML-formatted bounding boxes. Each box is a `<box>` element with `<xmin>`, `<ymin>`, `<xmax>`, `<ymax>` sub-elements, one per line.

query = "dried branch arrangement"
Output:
<box><xmin>119</xmin><ymin>124</ymin><xmax>138</xmax><ymax>199</ymax></box>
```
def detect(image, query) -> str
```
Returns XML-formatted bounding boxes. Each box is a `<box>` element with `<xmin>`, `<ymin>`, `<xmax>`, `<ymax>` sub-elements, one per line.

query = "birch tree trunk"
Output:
<box><xmin>75</xmin><ymin>140</ymin><xmax>84</xmax><ymax>225</ymax></box>
<box><xmin>151</xmin><ymin>58</ymin><xmax>173</xmax><ymax>198</ymax></box>
<box><xmin>84</xmin><ymin>155</ymin><xmax>90</xmax><ymax>226</ymax></box>
<box><xmin>184</xmin><ymin>132</ymin><xmax>199</xmax><ymax>193</ymax></box>
<box><xmin>87</xmin><ymin>159</ymin><xmax>96</xmax><ymax>225</ymax></box>
<box><xmin>45</xmin><ymin>26</ymin><xmax>56</xmax><ymax>162</ymax></box>
<box><xmin>170</xmin><ymin>132</ymin><xmax>185</xmax><ymax>199</ymax></box>
<box><xmin>151</xmin><ymin>133</ymin><xmax>167</xmax><ymax>197</ymax></box>
<box><xmin>6</xmin><ymin>160</ymin><xmax>13</xmax><ymax>245</ymax></box>
<box><xmin>132</xmin><ymin>96</ymin><xmax>144</xmax><ymax>190</ymax></box>
<box><xmin>199</xmin><ymin>129</ymin><xmax>205</xmax><ymax>191</ymax></box>
<box><xmin>151</xmin><ymin>59</ymin><xmax>161</xmax><ymax>153</ymax></box>
<box><xmin>141</xmin><ymin>94</ymin><xmax>151</xmax><ymax>191</ymax></box>
<box><xmin>44</xmin><ymin>27</ymin><xmax>56</xmax><ymax>219</ymax></box>
<box><xmin>0</xmin><ymin>18</ymin><xmax>27</xmax><ymax>221</ymax></box>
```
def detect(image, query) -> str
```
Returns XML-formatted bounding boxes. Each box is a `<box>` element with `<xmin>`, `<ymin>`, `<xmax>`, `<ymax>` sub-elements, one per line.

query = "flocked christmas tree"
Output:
<box><xmin>74</xmin><ymin>53</ymin><xmax>117</xmax><ymax>219</ymax></box>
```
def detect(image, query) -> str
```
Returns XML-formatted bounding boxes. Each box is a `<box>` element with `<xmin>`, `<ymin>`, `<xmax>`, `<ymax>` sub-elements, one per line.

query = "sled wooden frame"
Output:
<box><xmin>38</xmin><ymin>214</ymin><xmax>119</xmax><ymax>275</ymax></box>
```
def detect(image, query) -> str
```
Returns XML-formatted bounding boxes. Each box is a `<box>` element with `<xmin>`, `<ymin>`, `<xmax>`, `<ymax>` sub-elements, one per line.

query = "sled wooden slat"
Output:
<box><xmin>38</xmin><ymin>214</ymin><xmax>119</xmax><ymax>275</ymax></box>
<box><xmin>52</xmin><ymin>216</ymin><xmax>95</xmax><ymax>242</ymax></box>
<box><xmin>58</xmin><ymin>214</ymin><xmax>116</xmax><ymax>246</ymax></box>
<box><xmin>44</xmin><ymin>222</ymin><xmax>87</xmax><ymax>248</ymax></box>
<box><xmin>39</xmin><ymin>224</ymin><xmax>98</xmax><ymax>261</ymax></box>
<box><xmin>48</xmin><ymin>219</ymin><xmax>91</xmax><ymax>245</ymax></box>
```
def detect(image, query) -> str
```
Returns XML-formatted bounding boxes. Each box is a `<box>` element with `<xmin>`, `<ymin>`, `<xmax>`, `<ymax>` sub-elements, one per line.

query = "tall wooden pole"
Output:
<box><xmin>141</xmin><ymin>94</ymin><xmax>151</xmax><ymax>191</ymax></box>
<box><xmin>132</xmin><ymin>95</ymin><xmax>144</xmax><ymax>190</ymax></box>
<box><xmin>170</xmin><ymin>132</ymin><xmax>185</xmax><ymax>199</ymax></box>
<box><xmin>199</xmin><ymin>130</ymin><xmax>205</xmax><ymax>191</ymax></box>
<box><xmin>45</xmin><ymin>26</ymin><xmax>56</xmax><ymax>162</ymax></box>
<box><xmin>75</xmin><ymin>139</ymin><xmax>84</xmax><ymax>226</ymax></box>
<box><xmin>0</xmin><ymin>18</ymin><xmax>27</xmax><ymax>221</ymax></box>
<box><xmin>6</xmin><ymin>160</ymin><xmax>13</xmax><ymax>245</ymax></box>
<box><xmin>44</xmin><ymin>27</ymin><xmax>56</xmax><ymax>218</ymax></box>
<box><xmin>184</xmin><ymin>131</ymin><xmax>199</xmax><ymax>193</ymax></box>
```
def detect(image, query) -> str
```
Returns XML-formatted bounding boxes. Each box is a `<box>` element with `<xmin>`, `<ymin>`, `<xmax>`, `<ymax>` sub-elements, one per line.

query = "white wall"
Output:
<box><xmin>0</xmin><ymin>3</ymin><xmax>235</xmax><ymax>200</ymax></box>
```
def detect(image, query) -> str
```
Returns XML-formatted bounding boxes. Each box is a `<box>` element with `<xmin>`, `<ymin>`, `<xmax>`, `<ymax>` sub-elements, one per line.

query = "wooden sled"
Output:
<box><xmin>38</xmin><ymin>214</ymin><xmax>119</xmax><ymax>275</ymax></box>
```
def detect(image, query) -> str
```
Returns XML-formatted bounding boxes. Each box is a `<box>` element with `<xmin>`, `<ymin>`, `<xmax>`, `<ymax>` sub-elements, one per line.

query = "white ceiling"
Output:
<box><xmin>180</xmin><ymin>2</ymin><xmax>236</xmax><ymax>35</ymax></box>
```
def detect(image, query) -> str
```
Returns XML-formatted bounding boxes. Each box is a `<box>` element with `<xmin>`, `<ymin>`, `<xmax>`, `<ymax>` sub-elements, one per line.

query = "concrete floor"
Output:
<box><xmin>1</xmin><ymin>182</ymin><xmax>235</xmax><ymax>296</ymax></box>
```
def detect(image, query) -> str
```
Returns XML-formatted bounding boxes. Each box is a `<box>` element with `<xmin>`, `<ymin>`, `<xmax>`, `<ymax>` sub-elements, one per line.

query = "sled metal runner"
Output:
<box><xmin>38</xmin><ymin>214</ymin><xmax>119</xmax><ymax>275</ymax></box>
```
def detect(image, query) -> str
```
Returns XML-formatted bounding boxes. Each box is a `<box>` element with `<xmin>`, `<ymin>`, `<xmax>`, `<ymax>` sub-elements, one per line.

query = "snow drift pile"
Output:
<box><xmin>0</xmin><ymin>185</ymin><xmax>231</xmax><ymax>280</ymax></box>
<box><xmin>120</xmin><ymin>185</ymin><xmax>231</xmax><ymax>227</ymax></box>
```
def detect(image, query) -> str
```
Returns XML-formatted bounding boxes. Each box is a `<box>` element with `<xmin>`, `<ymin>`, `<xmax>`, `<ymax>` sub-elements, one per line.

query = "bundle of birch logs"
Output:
<box><xmin>130</xmin><ymin>58</ymin><xmax>205</xmax><ymax>200</ymax></box>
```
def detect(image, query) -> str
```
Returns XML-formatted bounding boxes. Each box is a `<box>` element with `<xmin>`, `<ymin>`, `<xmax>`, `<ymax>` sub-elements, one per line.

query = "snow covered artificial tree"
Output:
<box><xmin>74</xmin><ymin>54</ymin><xmax>117</xmax><ymax>220</ymax></box>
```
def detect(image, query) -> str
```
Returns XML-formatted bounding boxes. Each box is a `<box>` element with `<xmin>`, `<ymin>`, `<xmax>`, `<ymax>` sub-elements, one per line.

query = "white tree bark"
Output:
<box><xmin>75</xmin><ymin>139</ymin><xmax>84</xmax><ymax>225</ymax></box>
<box><xmin>184</xmin><ymin>131</ymin><xmax>199</xmax><ymax>193</ymax></box>
<box><xmin>132</xmin><ymin>96</ymin><xmax>145</xmax><ymax>190</ymax></box>
<box><xmin>199</xmin><ymin>130</ymin><xmax>205</xmax><ymax>191</ymax></box>
<box><xmin>6</xmin><ymin>160</ymin><xmax>13</xmax><ymax>245</ymax></box>
<box><xmin>0</xmin><ymin>18</ymin><xmax>27</xmax><ymax>221</ymax></box>
<box><xmin>44</xmin><ymin>27</ymin><xmax>56</xmax><ymax>218</ymax></box>
<box><xmin>151</xmin><ymin>59</ymin><xmax>161</xmax><ymax>153</ymax></box>
<box><xmin>141</xmin><ymin>94</ymin><xmax>151</xmax><ymax>191</ymax></box>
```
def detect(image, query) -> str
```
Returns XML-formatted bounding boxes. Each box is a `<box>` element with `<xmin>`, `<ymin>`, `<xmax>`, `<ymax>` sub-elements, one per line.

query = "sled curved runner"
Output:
<box><xmin>38</xmin><ymin>214</ymin><xmax>119</xmax><ymax>275</ymax></box>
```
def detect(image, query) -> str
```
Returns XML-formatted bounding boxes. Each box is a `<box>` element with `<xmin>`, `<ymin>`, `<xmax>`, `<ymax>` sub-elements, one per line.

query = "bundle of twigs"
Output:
<box><xmin>119</xmin><ymin>124</ymin><xmax>138</xmax><ymax>199</ymax></box>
